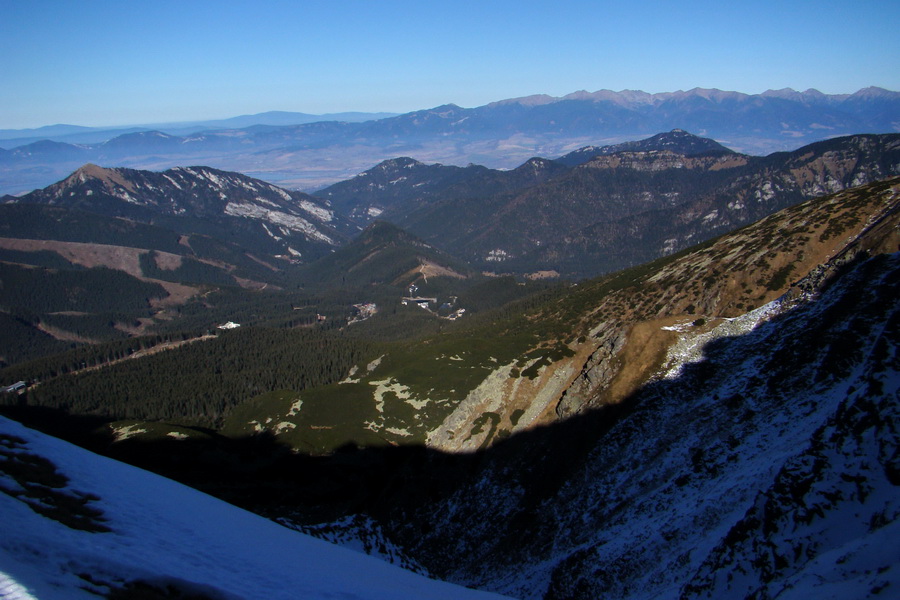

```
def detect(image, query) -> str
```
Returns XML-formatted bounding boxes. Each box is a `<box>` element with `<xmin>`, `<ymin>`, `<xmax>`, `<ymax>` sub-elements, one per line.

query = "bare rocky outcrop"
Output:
<box><xmin>554</xmin><ymin>322</ymin><xmax>627</xmax><ymax>419</ymax></box>
<box><xmin>428</xmin><ymin>351</ymin><xmax>587</xmax><ymax>453</ymax></box>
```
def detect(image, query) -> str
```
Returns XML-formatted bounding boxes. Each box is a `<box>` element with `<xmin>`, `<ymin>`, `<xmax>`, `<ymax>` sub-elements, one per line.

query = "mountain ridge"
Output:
<box><xmin>492</xmin><ymin>85</ymin><xmax>898</xmax><ymax>107</ymax></box>
<box><xmin>7</xmin><ymin>131</ymin><xmax>898</xmax><ymax>288</ymax></box>
<box><xmin>381</xmin><ymin>133</ymin><xmax>899</xmax><ymax>278</ymax></box>
<box><xmin>2</xmin><ymin>86</ymin><xmax>896</xmax><ymax>195</ymax></box>
<box><xmin>7</xmin><ymin>163</ymin><xmax>351</xmax><ymax>258</ymax></box>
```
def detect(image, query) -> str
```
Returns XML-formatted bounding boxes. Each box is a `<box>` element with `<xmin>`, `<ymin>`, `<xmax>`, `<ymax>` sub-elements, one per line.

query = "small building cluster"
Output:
<box><xmin>217</xmin><ymin>321</ymin><xmax>241</xmax><ymax>330</ymax></box>
<box><xmin>401</xmin><ymin>294</ymin><xmax>466</xmax><ymax>320</ymax></box>
<box><xmin>348</xmin><ymin>303</ymin><xmax>378</xmax><ymax>324</ymax></box>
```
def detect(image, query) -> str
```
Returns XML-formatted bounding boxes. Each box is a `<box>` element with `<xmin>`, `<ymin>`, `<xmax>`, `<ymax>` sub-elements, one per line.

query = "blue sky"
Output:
<box><xmin>2</xmin><ymin>0</ymin><xmax>898</xmax><ymax>129</ymax></box>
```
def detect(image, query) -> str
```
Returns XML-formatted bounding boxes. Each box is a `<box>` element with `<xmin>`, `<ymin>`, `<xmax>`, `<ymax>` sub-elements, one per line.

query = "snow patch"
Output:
<box><xmin>299</xmin><ymin>200</ymin><xmax>333</xmax><ymax>222</ymax></box>
<box><xmin>657</xmin><ymin>299</ymin><xmax>783</xmax><ymax>380</ymax></box>
<box><xmin>224</xmin><ymin>202</ymin><xmax>334</xmax><ymax>244</ymax></box>
<box><xmin>385</xmin><ymin>427</ymin><xmax>412</xmax><ymax>437</ymax></box>
<box><xmin>111</xmin><ymin>424</ymin><xmax>147</xmax><ymax>442</ymax></box>
<box><xmin>261</xmin><ymin>223</ymin><xmax>282</xmax><ymax>241</ymax></box>
<box><xmin>253</xmin><ymin>195</ymin><xmax>279</xmax><ymax>208</ymax></box>
<box><xmin>0</xmin><ymin>571</ymin><xmax>38</xmax><ymax>600</ymax></box>
<box><xmin>367</xmin><ymin>355</ymin><xmax>384</xmax><ymax>373</ymax></box>
<box><xmin>275</xmin><ymin>422</ymin><xmax>297</xmax><ymax>434</ymax></box>
<box><xmin>701</xmin><ymin>209</ymin><xmax>719</xmax><ymax>223</ymax></box>
<box><xmin>267</xmin><ymin>185</ymin><xmax>293</xmax><ymax>202</ymax></box>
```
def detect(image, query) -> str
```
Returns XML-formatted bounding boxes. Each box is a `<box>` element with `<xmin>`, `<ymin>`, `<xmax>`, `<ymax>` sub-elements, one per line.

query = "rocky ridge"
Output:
<box><xmin>519</xmin><ymin>133</ymin><xmax>900</xmax><ymax>278</ymax></box>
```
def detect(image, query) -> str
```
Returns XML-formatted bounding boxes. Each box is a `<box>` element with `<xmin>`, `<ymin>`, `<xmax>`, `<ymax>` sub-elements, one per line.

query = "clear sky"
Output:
<box><xmin>2</xmin><ymin>0</ymin><xmax>898</xmax><ymax>129</ymax></box>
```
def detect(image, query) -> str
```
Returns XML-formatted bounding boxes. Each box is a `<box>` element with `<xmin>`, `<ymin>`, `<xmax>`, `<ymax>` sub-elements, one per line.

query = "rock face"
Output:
<box><xmin>554</xmin><ymin>321</ymin><xmax>627</xmax><ymax>419</ymax></box>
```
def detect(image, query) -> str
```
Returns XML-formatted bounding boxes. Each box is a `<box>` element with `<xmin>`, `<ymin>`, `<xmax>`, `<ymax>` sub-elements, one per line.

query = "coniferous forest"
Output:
<box><xmin>6</xmin><ymin>326</ymin><xmax>370</xmax><ymax>427</ymax></box>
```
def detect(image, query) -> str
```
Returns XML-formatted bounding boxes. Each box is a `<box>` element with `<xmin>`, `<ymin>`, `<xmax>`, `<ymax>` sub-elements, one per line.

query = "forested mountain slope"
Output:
<box><xmin>315</xmin><ymin>155</ymin><xmax>569</xmax><ymax>227</ymax></box>
<box><xmin>6</xmin><ymin>178</ymin><xmax>897</xmax><ymax>452</ymax></box>
<box><xmin>388</xmin><ymin>133</ymin><xmax>900</xmax><ymax>277</ymax></box>
<box><xmin>0</xmin><ymin>165</ymin><xmax>358</xmax><ymax>365</ymax></box>
<box><xmin>294</xmin><ymin>220</ymin><xmax>474</xmax><ymax>290</ymax></box>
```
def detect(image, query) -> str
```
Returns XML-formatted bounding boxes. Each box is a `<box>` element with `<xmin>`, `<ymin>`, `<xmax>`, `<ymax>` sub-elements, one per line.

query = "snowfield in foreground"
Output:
<box><xmin>0</xmin><ymin>416</ymin><xmax>509</xmax><ymax>600</ymax></box>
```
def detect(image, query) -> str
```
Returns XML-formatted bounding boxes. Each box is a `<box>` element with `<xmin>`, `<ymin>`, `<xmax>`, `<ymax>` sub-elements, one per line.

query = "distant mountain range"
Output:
<box><xmin>318</xmin><ymin>131</ymin><xmax>900</xmax><ymax>278</ymax></box>
<box><xmin>3</xmin><ymin>131</ymin><xmax>899</xmax><ymax>288</ymax></box>
<box><xmin>0</xmin><ymin>110</ymin><xmax>399</xmax><ymax>144</ymax></box>
<box><xmin>1</xmin><ymin>87</ymin><xmax>897</xmax><ymax>195</ymax></box>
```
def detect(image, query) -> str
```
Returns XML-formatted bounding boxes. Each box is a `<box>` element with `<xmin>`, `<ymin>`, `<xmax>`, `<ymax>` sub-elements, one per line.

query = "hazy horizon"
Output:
<box><xmin>3</xmin><ymin>85</ymin><xmax>899</xmax><ymax>135</ymax></box>
<box><xmin>3</xmin><ymin>1</ymin><xmax>899</xmax><ymax>130</ymax></box>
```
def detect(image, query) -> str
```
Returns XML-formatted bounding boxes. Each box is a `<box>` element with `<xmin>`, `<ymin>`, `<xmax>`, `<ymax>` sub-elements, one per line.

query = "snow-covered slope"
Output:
<box><xmin>0</xmin><ymin>416</ymin><xmax>508</xmax><ymax>600</ymax></box>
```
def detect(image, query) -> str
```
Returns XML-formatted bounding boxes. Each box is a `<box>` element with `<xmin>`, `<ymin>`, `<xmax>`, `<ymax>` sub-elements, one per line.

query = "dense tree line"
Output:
<box><xmin>8</xmin><ymin>327</ymin><xmax>371</xmax><ymax>428</ymax></box>
<box><xmin>0</xmin><ymin>249</ymin><xmax>82</xmax><ymax>270</ymax></box>
<box><xmin>180</xmin><ymin>233</ymin><xmax>300</xmax><ymax>283</ymax></box>
<box><xmin>0</xmin><ymin>312</ymin><xmax>74</xmax><ymax>367</ymax></box>
<box><xmin>0</xmin><ymin>330</ymin><xmax>205</xmax><ymax>385</ymax></box>
<box><xmin>149</xmin><ymin>287</ymin><xmax>358</xmax><ymax>335</ymax></box>
<box><xmin>0</xmin><ymin>204</ymin><xmax>185</xmax><ymax>253</ymax></box>
<box><xmin>0</xmin><ymin>263</ymin><xmax>166</xmax><ymax>314</ymax></box>
<box><xmin>37</xmin><ymin>312</ymin><xmax>132</xmax><ymax>342</ymax></box>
